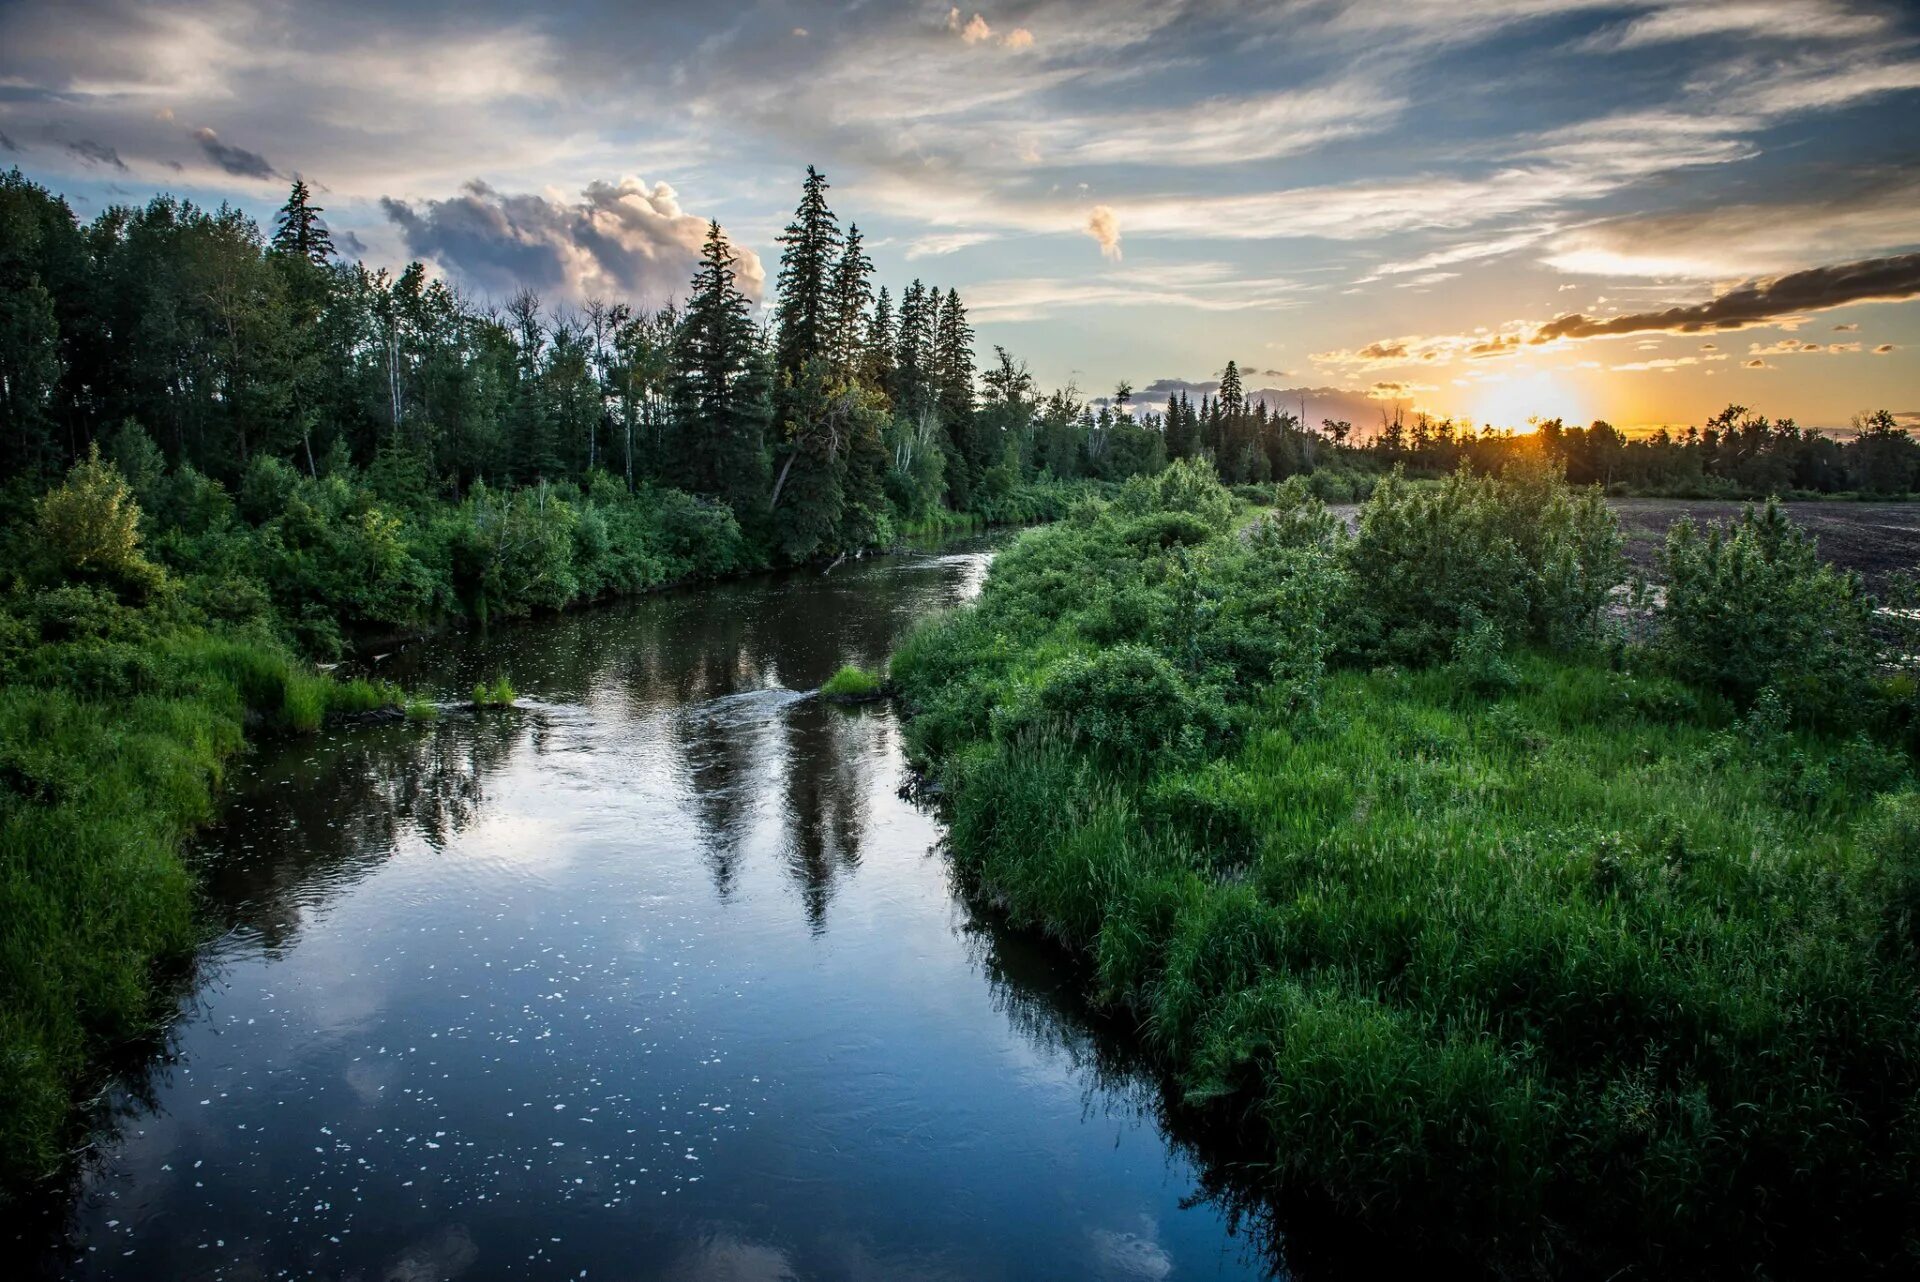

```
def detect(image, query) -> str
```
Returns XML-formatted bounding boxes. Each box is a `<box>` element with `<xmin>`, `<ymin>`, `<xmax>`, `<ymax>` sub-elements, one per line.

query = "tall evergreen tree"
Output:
<box><xmin>865</xmin><ymin>285</ymin><xmax>895</xmax><ymax>391</ymax></box>
<box><xmin>1218</xmin><ymin>360</ymin><xmax>1244</xmax><ymax>419</ymax></box>
<box><xmin>893</xmin><ymin>280</ymin><xmax>932</xmax><ymax>414</ymax></box>
<box><xmin>826</xmin><ymin>222</ymin><xmax>873</xmax><ymax>378</ymax></box>
<box><xmin>271</xmin><ymin>178</ymin><xmax>335</xmax><ymax>266</ymax></box>
<box><xmin>772</xmin><ymin>166</ymin><xmax>840</xmax><ymax>379</ymax></box>
<box><xmin>673</xmin><ymin>220</ymin><xmax>768</xmax><ymax>506</ymax></box>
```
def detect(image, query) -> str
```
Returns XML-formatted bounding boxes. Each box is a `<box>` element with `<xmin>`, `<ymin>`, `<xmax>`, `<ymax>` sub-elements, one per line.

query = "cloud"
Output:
<box><xmin>1876</xmin><ymin>344</ymin><xmax>1898</xmax><ymax>354</ymax></box>
<box><xmin>1316</xmin><ymin>251</ymin><xmax>1920</xmax><ymax>371</ymax></box>
<box><xmin>964</xmin><ymin>266</ymin><xmax>1307</xmax><ymax>322</ymax></box>
<box><xmin>1532</xmin><ymin>253</ymin><xmax>1920</xmax><ymax>342</ymax></box>
<box><xmin>1540</xmin><ymin>176</ymin><xmax>1920</xmax><ymax>279</ymax></box>
<box><xmin>1833</xmin><ymin>322</ymin><xmax>1858</xmax><ymax>331</ymax></box>
<box><xmin>1585</xmin><ymin>1</ymin><xmax>1888</xmax><ymax>51</ymax></box>
<box><xmin>382</xmin><ymin>176</ymin><xmax>765</xmax><ymax>305</ymax></box>
<box><xmin>1085</xmin><ymin>206</ymin><xmax>1121</xmax><ymax>261</ymax></box>
<box><xmin>66</xmin><ymin>138</ymin><xmax>127</xmax><ymax>171</ymax></box>
<box><xmin>905</xmin><ymin>231</ymin><xmax>994</xmax><ymax>259</ymax></box>
<box><xmin>1745</xmin><ymin>358</ymin><xmax>1773</xmax><ymax>368</ymax></box>
<box><xmin>1612</xmin><ymin>355</ymin><xmax>1727</xmax><ymax>371</ymax></box>
<box><xmin>193</xmin><ymin>127</ymin><xmax>275</xmax><ymax>179</ymax></box>
<box><xmin>1002</xmin><ymin>27</ymin><xmax>1034</xmax><ymax>50</ymax></box>
<box><xmin>948</xmin><ymin>9</ymin><xmax>993</xmax><ymax>44</ymax></box>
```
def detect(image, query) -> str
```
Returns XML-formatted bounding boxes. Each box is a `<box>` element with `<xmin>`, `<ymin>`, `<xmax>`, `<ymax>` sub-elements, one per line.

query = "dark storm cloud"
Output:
<box><xmin>382</xmin><ymin>177</ymin><xmax>766</xmax><ymax>305</ymax></box>
<box><xmin>194</xmin><ymin>128</ymin><xmax>276</xmax><ymax>179</ymax></box>
<box><xmin>66</xmin><ymin>138</ymin><xmax>126</xmax><ymax>170</ymax></box>
<box><xmin>0</xmin><ymin>130</ymin><xmax>17</xmax><ymax>151</ymax></box>
<box><xmin>1533</xmin><ymin>253</ymin><xmax>1920</xmax><ymax>342</ymax></box>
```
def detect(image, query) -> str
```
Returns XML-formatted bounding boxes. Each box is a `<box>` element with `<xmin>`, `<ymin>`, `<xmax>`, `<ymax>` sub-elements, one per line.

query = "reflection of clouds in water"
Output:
<box><xmin>382</xmin><ymin>1224</ymin><xmax>480</xmax><ymax>1282</ymax></box>
<box><xmin>1090</xmin><ymin>1220</ymin><xmax>1175</xmax><ymax>1281</ymax></box>
<box><xmin>665</xmin><ymin>1233</ymin><xmax>799</xmax><ymax>1281</ymax></box>
<box><xmin>343</xmin><ymin>1054</ymin><xmax>403</xmax><ymax>1105</ymax></box>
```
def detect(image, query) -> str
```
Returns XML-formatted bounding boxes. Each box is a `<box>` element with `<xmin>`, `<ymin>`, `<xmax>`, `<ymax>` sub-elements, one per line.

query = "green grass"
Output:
<box><xmin>892</xmin><ymin>463</ymin><xmax>1920</xmax><ymax>1272</ymax></box>
<box><xmin>0</xmin><ymin>621</ymin><xmax>407</xmax><ymax>1194</ymax></box>
<box><xmin>820</xmin><ymin>664</ymin><xmax>884</xmax><ymax>699</ymax></box>
<box><xmin>471</xmin><ymin>675</ymin><xmax>516</xmax><ymax>707</ymax></box>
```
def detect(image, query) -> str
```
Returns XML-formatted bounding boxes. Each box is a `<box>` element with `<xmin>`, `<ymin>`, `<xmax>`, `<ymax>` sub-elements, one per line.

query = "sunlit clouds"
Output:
<box><xmin>0</xmin><ymin>0</ymin><xmax>1915</xmax><ymax>426</ymax></box>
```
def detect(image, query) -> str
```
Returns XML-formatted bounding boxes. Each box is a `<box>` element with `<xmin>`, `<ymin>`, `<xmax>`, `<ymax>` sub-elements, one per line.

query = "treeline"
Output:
<box><xmin>0</xmin><ymin>166</ymin><xmax>1172</xmax><ymax>568</ymax></box>
<box><xmin>1353</xmin><ymin>403</ymin><xmax>1920</xmax><ymax>497</ymax></box>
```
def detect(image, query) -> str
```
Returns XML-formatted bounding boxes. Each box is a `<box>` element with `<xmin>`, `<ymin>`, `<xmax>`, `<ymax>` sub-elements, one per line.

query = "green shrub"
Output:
<box><xmin>998</xmin><ymin>644</ymin><xmax>1229</xmax><ymax>769</ymax></box>
<box><xmin>1343</xmin><ymin>464</ymin><xmax>1622</xmax><ymax>664</ymax></box>
<box><xmin>1656</xmin><ymin>498</ymin><xmax>1873</xmax><ymax>716</ymax></box>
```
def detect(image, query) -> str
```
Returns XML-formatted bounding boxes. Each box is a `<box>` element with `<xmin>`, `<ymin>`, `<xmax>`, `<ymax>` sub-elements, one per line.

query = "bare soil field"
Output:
<box><xmin>1327</xmin><ymin>498</ymin><xmax>1920</xmax><ymax>586</ymax></box>
<box><xmin>1613</xmin><ymin>498</ymin><xmax>1920</xmax><ymax>586</ymax></box>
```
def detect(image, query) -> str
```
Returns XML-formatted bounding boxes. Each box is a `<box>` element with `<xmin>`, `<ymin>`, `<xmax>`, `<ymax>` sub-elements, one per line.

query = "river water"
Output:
<box><xmin>37</xmin><ymin>536</ymin><xmax>1282</xmax><ymax>1281</ymax></box>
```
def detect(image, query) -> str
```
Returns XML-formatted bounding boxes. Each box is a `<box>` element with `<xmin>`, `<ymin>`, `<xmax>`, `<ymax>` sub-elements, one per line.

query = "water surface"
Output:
<box><xmin>40</xmin><ymin>537</ymin><xmax>1280</xmax><ymax>1281</ymax></box>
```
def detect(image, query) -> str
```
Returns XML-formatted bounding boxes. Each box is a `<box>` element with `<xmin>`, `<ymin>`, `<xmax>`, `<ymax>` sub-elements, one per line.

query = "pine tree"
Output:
<box><xmin>934</xmin><ymin>287</ymin><xmax>978</xmax><ymax>484</ymax></box>
<box><xmin>271</xmin><ymin>178</ymin><xmax>335</xmax><ymax>266</ymax></box>
<box><xmin>1218</xmin><ymin>360</ymin><xmax>1244</xmax><ymax>419</ymax></box>
<box><xmin>826</xmin><ymin>222</ymin><xmax>873</xmax><ymax>378</ymax></box>
<box><xmin>894</xmin><ymin>280</ymin><xmax>931</xmax><ymax>413</ymax></box>
<box><xmin>674</xmin><ymin>220</ymin><xmax>767</xmax><ymax>505</ymax></box>
<box><xmin>772</xmin><ymin>165</ymin><xmax>840</xmax><ymax>379</ymax></box>
<box><xmin>865</xmin><ymin>286</ymin><xmax>895</xmax><ymax>391</ymax></box>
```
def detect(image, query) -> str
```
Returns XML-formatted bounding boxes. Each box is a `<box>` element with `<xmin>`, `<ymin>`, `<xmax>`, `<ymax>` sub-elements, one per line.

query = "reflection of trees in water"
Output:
<box><xmin>195</xmin><ymin>715</ymin><xmax>522</xmax><ymax>954</ymax></box>
<box><xmin>779</xmin><ymin>701</ymin><xmax>875</xmax><ymax>932</ymax></box>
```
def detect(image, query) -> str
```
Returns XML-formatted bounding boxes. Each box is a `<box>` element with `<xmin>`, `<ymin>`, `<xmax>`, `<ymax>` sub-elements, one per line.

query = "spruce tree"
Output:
<box><xmin>894</xmin><ymin>280</ymin><xmax>931</xmax><ymax>413</ymax></box>
<box><xmin>271</xmin><ymin>178</ymin><xmax>335</xmax><ymax>266</ymax></box>
<box><xmin>865</xmin><ymin>285</ymin><xmax>895</xmax><ymax>390</ymax></box>
<box><xmin>674</xmin><ymin>220</ymin><xmax>767</xmax><ymax>505</ymax></box>
<box><xmin>826</xmin><ymin>222</ymin><xmax>873</xmax><ymax>378</ymax></box>
<box><xmin>772</xmin><ymin>166</ymin><xmax>840</xmax><ymax>379</ymax></box>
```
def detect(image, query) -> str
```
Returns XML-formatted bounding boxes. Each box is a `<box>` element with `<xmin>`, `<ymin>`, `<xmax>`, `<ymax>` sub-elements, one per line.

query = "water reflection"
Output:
<box><xmin>21</xmin><ymin>539</ymin><xmax>1330</xmax><ymax>1281</ymax></box>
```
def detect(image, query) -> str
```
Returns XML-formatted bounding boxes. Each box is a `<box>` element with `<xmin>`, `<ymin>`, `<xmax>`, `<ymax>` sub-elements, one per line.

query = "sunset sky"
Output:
<box><xmin>3</xmin><ymin>0</ymin><xmax>1916</xmax><ymax>432</ymax></box>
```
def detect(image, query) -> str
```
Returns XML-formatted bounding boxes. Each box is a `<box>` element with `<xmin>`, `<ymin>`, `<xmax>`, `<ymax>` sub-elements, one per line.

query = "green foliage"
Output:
<box><xmin>1343</xmin><ymin>464</ymin><xmax>1624</xmax><ymax>663</ymax></box>
<box><xmin>0</xmin><ymin>579</ymin><xmax>403</xmax><ymax>1190</ymax></box>
<box><xmin>820</xmin><ymin>664</ymin><xmax>883</xmax><ymax>699</ymax></box>
<box><xmin>33</xmin><ymin>447</ymin><xmax>162</xmax><ymax>595</ymax></box>
<box><xmin>471</xmin><ymin>675</ymin><xmax>516</xmax><ymax>707</ymax></box>
<box><xmin>1656</xmin><ymin>498</ymin><xmax>1874</xmax><ymax>717</ymax></box>
<box><xmin>897</xmin><ymin>459</ymin><xmax>1920</xmax><ymax>1271</ymax></box>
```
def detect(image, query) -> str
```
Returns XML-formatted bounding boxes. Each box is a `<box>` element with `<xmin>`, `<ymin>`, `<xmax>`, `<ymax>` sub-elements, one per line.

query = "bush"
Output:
<box><xmin>999</xmin><ymin>644</ymin><xmax>1229</xmax><ymax>769</ymax></box>
<box><xmin>1343</xmin><ymin>464</ymin><xmax>1622</xmax><ymax>664</ymax></box>
<box><xmin>1656</xmin><ymin>498</ymin><xmax>1873</xmax><ymax>717</ymax></box>
<box><xmin>33</xmin><ymin>447</ymin><xmax>163</xmax><ymax>596</ymax></box>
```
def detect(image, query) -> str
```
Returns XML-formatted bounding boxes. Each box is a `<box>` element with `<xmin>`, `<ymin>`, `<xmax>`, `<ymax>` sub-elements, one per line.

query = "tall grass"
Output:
<box><xmin>893</xmin><ymin>462</ymin><xmax>1920</xmax><ymax>1271</ymax></box>
<box><xmin>0</xmin><ymin>612</ymin><xmax>400</xmax><ymax>1192</ymax></box>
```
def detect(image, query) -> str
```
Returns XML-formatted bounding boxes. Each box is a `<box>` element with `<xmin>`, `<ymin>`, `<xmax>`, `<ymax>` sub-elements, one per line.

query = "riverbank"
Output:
<box><xmin>0</xmin><ymin>450</ymin><xmax>1090</xmax><ymax>1200</ymax></box>
<box><xmin>891</xmin><ymin>462</ymin><xmax>1920</xmax><ymax>1275</ymax></box>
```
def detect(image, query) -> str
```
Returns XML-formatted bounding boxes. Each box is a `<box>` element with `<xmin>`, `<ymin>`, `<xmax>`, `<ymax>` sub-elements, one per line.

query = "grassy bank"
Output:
<box><xmin>0</xmin><ymin>455</ymin><xmax>415</xmax><ymax>1194</ymax></box>
<box><xmin>892</xmin><ymin>460</ymin><xmax>1920</xmax><ymax>1274</ymax></box>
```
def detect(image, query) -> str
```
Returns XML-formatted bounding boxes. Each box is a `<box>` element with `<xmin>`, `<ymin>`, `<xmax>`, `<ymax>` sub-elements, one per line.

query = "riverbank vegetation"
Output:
<box><xmin>893</xmin><ymin>459</ymin><xmax>1920</xmax><ymax>1274</ymax></box>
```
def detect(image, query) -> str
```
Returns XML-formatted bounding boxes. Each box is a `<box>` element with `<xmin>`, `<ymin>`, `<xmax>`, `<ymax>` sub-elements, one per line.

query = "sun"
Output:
<box><xmin>1467</xmin><ymin>370</ymin><xmax>1589</xmax><ymax>433</ymax></box>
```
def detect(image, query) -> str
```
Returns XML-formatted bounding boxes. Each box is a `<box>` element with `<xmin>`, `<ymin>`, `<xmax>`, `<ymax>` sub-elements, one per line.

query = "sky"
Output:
<box><xmin>2</xmin><ymin>0</ymin><xmax>1918</xmax><ymax>432</ymax></box>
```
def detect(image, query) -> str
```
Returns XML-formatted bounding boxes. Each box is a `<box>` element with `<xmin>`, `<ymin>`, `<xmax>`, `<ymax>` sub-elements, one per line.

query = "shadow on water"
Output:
<box><xmin>10</xmin><ymin>536</ymin><xmax>1450</xmax><ymax>1281</ymax></box>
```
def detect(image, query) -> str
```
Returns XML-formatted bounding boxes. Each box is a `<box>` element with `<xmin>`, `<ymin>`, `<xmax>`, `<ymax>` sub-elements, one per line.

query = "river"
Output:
<box><xmin>32</xmin><ymin>535</ymin><xmax>1283</xmax><ymax>1281</ymax></box>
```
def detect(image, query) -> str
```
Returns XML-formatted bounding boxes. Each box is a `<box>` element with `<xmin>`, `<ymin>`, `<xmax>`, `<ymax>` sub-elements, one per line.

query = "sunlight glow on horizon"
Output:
<box><xmin>1464</xmin><ymin>370</ymin><xmax>1592</xmax><ymax>434</ymax></box>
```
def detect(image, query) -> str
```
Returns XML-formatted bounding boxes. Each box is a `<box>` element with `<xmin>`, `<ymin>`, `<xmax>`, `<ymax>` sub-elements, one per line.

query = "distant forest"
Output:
<box><xmin>2</xmin><ymin>163</ymin><xmax>1915</xmax><ymax>549</ymax></box>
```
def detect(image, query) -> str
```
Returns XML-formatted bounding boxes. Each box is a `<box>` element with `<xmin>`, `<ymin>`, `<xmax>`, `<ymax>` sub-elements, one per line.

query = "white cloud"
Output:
<box><xmin>382</xmin><ymin>176</ymin><xmax>765</xmax><ymax>305</ymax></box>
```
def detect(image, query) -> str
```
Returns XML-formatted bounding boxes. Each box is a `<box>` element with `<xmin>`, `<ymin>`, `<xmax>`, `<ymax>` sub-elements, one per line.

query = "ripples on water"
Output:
<box><xmin>22</xmin><ymin>539</ymin><xmax>1300</xmax><ymax>1281</ymax></box>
